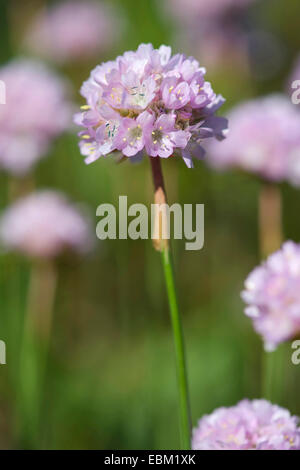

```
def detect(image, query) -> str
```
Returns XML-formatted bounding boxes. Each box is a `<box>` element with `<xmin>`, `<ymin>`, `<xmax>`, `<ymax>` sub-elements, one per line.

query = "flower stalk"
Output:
<box><xmin>17</xmin><ymin>259</ymin><xmax>57</xmax><ymax>448</ymax></box>
<box><xmin>259</xmin><ymin>182</ymin><xmax>282</xmax><ymax>260</ymax></box>
<box><xmin>258</xmin><ymin>182</ymin><xmax>283</xmax><ymax>403</ymax></box>
<box><xmin>149</xmin><ymin>156</ymin><xmax>191</xmax><ymax>449</ymax></box>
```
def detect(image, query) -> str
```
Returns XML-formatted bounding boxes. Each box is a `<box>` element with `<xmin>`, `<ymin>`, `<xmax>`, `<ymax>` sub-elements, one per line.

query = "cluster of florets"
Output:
<box><xmin>241</xmin><ymin>241</ymin><xmax>300</xmax><ymax>351</ymax></box>
<box><xmin>75</xmin><ymin>44</ymin><xmax>227</xmax><ymax>168</ymax></box>
<box><xmin>192</xmin><ymin>399</ymin><xmax>300</xmax><ymax>450</ymax></box>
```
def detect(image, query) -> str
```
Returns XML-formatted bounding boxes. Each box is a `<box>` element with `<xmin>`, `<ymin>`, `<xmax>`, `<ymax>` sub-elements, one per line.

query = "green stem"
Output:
<box><xmin>17</xmin><ymin>259</ymin><xmax>57</xmax><ymax>448</ymax></box>
<box><xmin>261</xmin><ymin>349</ymin><xmax>277</xmax><ymax>402</ymax></box>
<box><xmin>149</xmin><ymin>156</ymin><xmax>191</xmax><ymax>449</ymax></box>
<box><xmin>262</xmin><ymin>344</ymin><xmax>286</xmax><ymax>405</ymax></box>
<box><xmin>161</xmin><ymin>247</ymin><xmax>191</xmax><ymax>449</ymax></box>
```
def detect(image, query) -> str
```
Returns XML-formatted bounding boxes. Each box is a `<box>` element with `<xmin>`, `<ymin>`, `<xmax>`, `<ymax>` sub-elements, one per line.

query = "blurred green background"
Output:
<box><xmin>0</xmin><ymin>0</ymin><xmax>299</xmax><ymax>449</ymax></box>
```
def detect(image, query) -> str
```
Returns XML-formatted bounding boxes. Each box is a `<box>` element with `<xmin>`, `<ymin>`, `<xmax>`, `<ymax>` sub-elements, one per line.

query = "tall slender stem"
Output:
<box><xmin>259</xmin><ymin>182</ymin><xmax>283</xmax><ymax>403</ymax></box>
<box><xmin>17</xmin><ymin>259</ymin><xmax>57</xmax><ymax>448</ymax></box>
<box><xmin>259</xmin><ymin>182</ymin><xmax>282</xmax><ymax>260</ymax></box>
<box><xmin>161</xmin><ymin>247</ymin><xmax>191</xmax><ymax>449</ymax></box>
<box><xmin>149</xmin><ymin>156</ymin><xmax>191</xmax><ymax>449</ymax></box>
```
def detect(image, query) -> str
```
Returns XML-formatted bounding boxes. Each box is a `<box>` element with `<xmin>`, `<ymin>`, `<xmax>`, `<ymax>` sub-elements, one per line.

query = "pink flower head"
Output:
<box><xmin>192</xmin><ymin>399</ymin><xmax>300</xmax><ymax>450</ymax></box>
<box><xmin>0</xmin><ymin>191</ymin><xmax>92</xmax><ymax>258</ymax></box>
<box><xmin>167</xmin><ymin>0</ymin><xmax>255</xmax><ymax>22</ymax></box>
<box><xmin>74</xmin><ymin>43</ymin><xmax>227</xmax><ymax>168</ymax></box>
<box><xmin>164</xmin><ymin>1</ymin><xmax>259</xmax><ymax>73</ymax></box>
<box><xmin>206</xmin><ymin>95</ymin><xmax>300</xmax><ymax>185</ymax></box>
<box><xmin>24</xmin><ymin>0</ymin><xmax>122</xmax><ymax>64</ymax></box>
<box><xmin>0</xmin><ymin>59</ymin><xmax>71</xmax><ymax>176</ymax></box>
<box><xmin>241</xmin><ymin>241</ymin><xmax>300</xmax><ymax>351</ymax></box>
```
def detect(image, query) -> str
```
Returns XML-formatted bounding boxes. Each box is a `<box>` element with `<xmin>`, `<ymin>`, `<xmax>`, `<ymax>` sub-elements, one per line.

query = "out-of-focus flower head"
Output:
<box><xmin>24</xmin><ymin>0</ymin><xmax>123</xmax><ymax>64</ymax></box>
<box><xmin>0</xmin><ymin>191</ymin><xmax>92</xmax><ymax>258</ymax></box>
<box><xmin>192</xmin><ymin>399</ymin><xmax>300</xmax><ymax>450</ymax></box>
<box><xmin>168</xmin><ymin>0</ymin><xmax>255</xmax><ymax>23</ymax></box>
<box><xmin>206</xmin><ymin>95</ymin><xmax>300</xmax><ymax>185</ymax></box>
<box><xmin>165</xmin><ymin>0</ymin><xmax>257</xmax><ymax>72</ymax></box>
<box><xmin>0</xmin><ymin>59</ymin><xmax>71</xmax><ymax>176</ymax></box>
<box><xmin>241</xmin><ymin>241</ymin><xmax>300</xmax><ymax>351</ymax></box>
<box><xmin>74</xmin><ymin>43</ymin><xmax>227</xmax><ymax>168</ymax></box>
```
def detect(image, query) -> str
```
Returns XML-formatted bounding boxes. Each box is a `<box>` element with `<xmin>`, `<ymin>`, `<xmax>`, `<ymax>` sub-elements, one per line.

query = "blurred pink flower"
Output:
<box><xmin>206</xmin><ymin>95</ymin><xmax>300</xmax><ymax>185</ymax></box>
<box><xmin>194</xmin><ymin>25</ymin><xmax>248</xmax><ymax>70</ymax></box>
<box><xmin>166</xmin><ymin>0</ymin><xmax>256</xmax><ymax>71</ymax></box>
<box><xmin>24</xmin><ymin>0</ymin><xmax>123</xmax><ymax>64</ymax></box>
<box><xmin>241</xmin><ymin>241</ymin><xmax>300</xmax><ymax>351</ymax></box>
<box><xmin>168</xmin><ymin>0</ymin><xmax>255</xmax><ymax>23</ymax></box>
<box><xmin>0</xmin><ymin>59</ymin><xmax>71</xmax><ymax>176</ymax></box>
<box><xmin>0</xmin><ymin>191</ymin><xmax>92</xmax><ymax>258</ymax></box>
<box><xmin>192</xmin><ymin>399</ymin><xmax>300</xmax><ymax>450</ymax></box>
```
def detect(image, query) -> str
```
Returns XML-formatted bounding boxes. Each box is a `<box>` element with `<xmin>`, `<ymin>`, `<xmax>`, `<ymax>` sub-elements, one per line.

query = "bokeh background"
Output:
<box><xmin>0</xmin><ymin>0</ymin><xmax>299</xmax><ymax>449</ymax></box>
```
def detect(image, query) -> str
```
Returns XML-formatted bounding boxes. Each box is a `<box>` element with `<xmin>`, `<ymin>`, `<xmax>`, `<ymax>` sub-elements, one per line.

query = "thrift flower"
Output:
<box><xmin>206</xmin><ymin>95</ymin><xmax>300</xmax><ymax>185</ymax></box>
<box><xmin>241</xmin><ymin>241</ymin><xmax>300</xmax><ymax>351</ymax></box>
<box><xmin>167</xmin><ymin>0</ymin><xmax>255</xmax><ymax>23</ymax></box>
<box><xmin>192</xmin><ymin>399</ymin><xmax>300</xmax><ymax>450</ymax></box>
<box><xmin>0</xmin><ymin>59</ymin><xmax>71</xmax><ymax>175</ymax></box>
<box><xmin>0</xmin><ymin>191</ymin><xmax>92</xmax><ymax>258</ymax></box>
<box><xmin>74</xmin><ymin>43</ymin><xmax>227</xmax><ymax>168</ymax></box>
<box><xmin>165</xmin><ymin>0</ymin><xmax>256</xmax><ymax>71</ymax></box>
<box><xmin>24</xmin><ymin>0</ymin><xmax>122</xmax><ymax>64</ymax></box>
